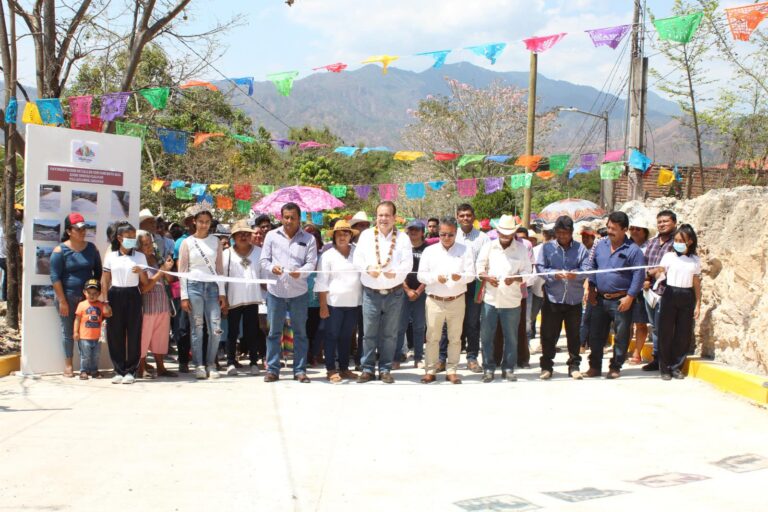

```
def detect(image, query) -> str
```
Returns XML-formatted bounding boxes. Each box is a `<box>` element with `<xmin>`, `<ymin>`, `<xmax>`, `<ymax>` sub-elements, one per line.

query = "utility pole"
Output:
<box><xmin>626</xmin><ymin>0</ymin><xmax>648</xmax><ymax>201</ymax></box>
<box><xmin>522</xmin><ymin>52</ymin><xmax>537</xmax><ymax>228</ymax></box>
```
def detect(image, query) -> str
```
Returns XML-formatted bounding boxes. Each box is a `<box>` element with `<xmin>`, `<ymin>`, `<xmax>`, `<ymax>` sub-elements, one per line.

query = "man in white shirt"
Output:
<box><xmin>352</xmin><ymin>201</ymin><xmax>413</xmax><ymax>384</ymax></box>
<box><xmin>417</xmin><ymin>217</ymin><xmax>475</xmax><ymax>384</ymax></box>
<box><xmin>476</xmin><ymin>215</ymin><xmax>532</xmax><ymax>382</ymax></box>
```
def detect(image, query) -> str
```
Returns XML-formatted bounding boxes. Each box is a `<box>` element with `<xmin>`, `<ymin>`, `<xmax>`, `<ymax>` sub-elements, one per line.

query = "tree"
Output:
<box><xmin>649</xmin><ymin>0</ymin><xmax>717</xmax><ymax>198</ymax></box>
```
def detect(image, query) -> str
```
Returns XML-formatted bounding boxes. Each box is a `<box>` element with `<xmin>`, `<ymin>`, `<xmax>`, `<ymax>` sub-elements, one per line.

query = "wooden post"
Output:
<box><xmin>522</xmin><ymin>52</ymin><xmax>537</xmax><ymax>228</ymax></box>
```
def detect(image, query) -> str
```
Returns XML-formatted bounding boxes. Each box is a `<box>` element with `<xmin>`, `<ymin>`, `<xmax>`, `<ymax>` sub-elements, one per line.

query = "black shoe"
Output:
<box><xmin>661</xmin><ymin>373</ymin><xmax>673</xmax><ymax>381</ymax></box>
<box><xmin>642</xmin><ymin>360</ymin><xmax>659</xmax><ymax>372</ymax></box>
<box><xmin>482</xmin><ymin>371</ymin><xmax>494</xmax><ymax>383</ymax></box>
<box><xmin>672</xmin><ymin>370</ymin><xmax>685</xmax><ymax>379</ymax></box>
<box><xmin>178</xmin><ymin>363</ymin><xmax>189</xmax><ymax>374</ymax></box>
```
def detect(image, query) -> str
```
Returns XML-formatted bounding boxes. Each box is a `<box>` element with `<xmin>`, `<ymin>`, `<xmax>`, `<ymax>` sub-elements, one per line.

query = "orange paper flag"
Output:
<box><xmin>193</xmin><ymin>132</ymin><xmax>225</xmax><ymax>147</ymax></box>
<box><xmin>215</xmin><ymin>195</ymin><xmax>233</xmax><ymax>210</ymax></box>
<box><xmin>514</xmin><ymin>155</ymin><xmax>542</xmax><ymax>171</ymax></box>
<box><xmin>535</xmin><ymin>171</ymin><xmax>554</xmax><ymax>180</ymax></box>
<box><xmin>180</xmin><ymin>80</ymin><xmax>219</xmax><ymax>91</ymax></box>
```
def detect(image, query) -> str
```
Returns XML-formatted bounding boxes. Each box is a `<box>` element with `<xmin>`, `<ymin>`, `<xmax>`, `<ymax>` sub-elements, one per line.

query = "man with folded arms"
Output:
<box><xmin>417</xmin><ymin>217</ymin><xmax>475</xmax><ymax>384</ymax></box>
<box><xmin>352</xmin><ymin>201</ymin><xmax>413</xmax><ymax>384</ymax></box>
<box><xmin>585</xmin><ymin>211</ymin><xmax>646</xmax><ymax>379</ymax></box>
<box><xmin>536</xmin><ymin>215</ymin><xmax>590</xmax><ymax>380</ymax></box>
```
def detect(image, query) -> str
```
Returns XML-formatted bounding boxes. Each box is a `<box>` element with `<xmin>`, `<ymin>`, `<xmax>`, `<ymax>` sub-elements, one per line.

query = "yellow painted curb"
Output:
<box><xmin>0</xmin><ymin>353</ymin><xmax>20</xmax><ymax>377</ymax></box>
<box><xmin>684</xmin><ymin>357</ymin><xmax>768</xmax><ymax>405</ymax></box>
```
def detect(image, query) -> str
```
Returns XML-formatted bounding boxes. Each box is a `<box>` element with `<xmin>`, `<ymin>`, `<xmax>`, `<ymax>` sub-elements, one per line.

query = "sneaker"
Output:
<box><xmin>111</xmin><ymin>374</ymin><xmax>123</xmax><ymax>384</ymax></box>
<box><xmin>661</xmin><ymin>373</ymin><xmax>673</xmax><ymax>381</ymax></box>
<box><xmin>226</xmin><ymin>365</ymin><xmax>238</xmax><ymax>377</ymax></box>
<box><xmin>502</xmin><ymin>370</ymin><xmax>517</xmax><ymax>382</ymax></box>
<box><xmin>194</xmin><ymin>366</ymin><xmax>207</xmax><ymax>380</ymax></box>
<box><xmin>482</xmin><ymin>371</ymin><xmax>494</xmax><ymax>383</ymax></box>
<box><xmin>208</xmin><ymin>367</ymin><xmax>221</xmax><ymax>379</ymax></box>
<box><xmin>122</xmin><ymin>374</ymin><xmax>135</xmax><ymax>385</ymax></box>
<box><xmin>249</xmin><ymin>365</ymin><xmax>260</xmax><ymax>376</ymax></box>
<box><xmin>539</xmin><ymin>370</ymin><xmax>553</xmax><ymax>380</ymax></box>
<box><xmin>672</xmin><ymin>370</ymin><xmax>685</xmax><ymax>380</ymax></box>
<box><xmin>570</xmin><ymin>370</ymin><xmax>584</xmax><ymax>380</ymax></box>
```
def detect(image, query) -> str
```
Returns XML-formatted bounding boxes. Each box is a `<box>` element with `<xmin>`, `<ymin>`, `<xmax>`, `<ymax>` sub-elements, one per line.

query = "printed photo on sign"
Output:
<box><xmin>71</xmin><ymin>190</ymin><xmax>98</xmax><ymax>215</ymax></box>
<box><xmin>35</xmin><ymin>246</ymin><xmax>54</xmax><ymax>275</ymax></box>
<box><xmin>31</xmin><ymin>285</ymin><xmax>55</xmax><ymax>307</ymax></box>
<box><xmin>32</xmin><ymin>219</ymin><xmax>61</xmax><ymax>242</ymax></box>
<box><xmin>72</xmin><ymin>140</ymin><xmax>98</xmax><ymax>164</ymax></box>
<box><xmin>39</xmin><ymin>184</ymin><xmax>61</xmax><ymax>213</ymax></box>
<box><xmin>84</xmin><ymin>221</ymin><xmax>97</xmax><ymax>242</ymax></box>
<box><xmin>111</xmin><ymin>190</ymin><xmax>130</xmax><ymax>218</ymax></box>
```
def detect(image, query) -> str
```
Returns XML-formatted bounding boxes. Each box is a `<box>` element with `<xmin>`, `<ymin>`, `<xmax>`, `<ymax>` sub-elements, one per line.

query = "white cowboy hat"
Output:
<box><xmin>348</xmin><ymin>211</ymin><xmax>370</xmax><ymax>227</ymax></box>
<box><xmin>138</xmin><ymin>208</ymin><xmax>155</xmax><ymax>223</ymax></box>
<box><xmin>496</xmin><ymin>214</ymin><xmax>518</xmax><ymax>235</ymax></box>
<box><xmin>629</xmin><ymin>217</ymin><xmax>650</xmax><ymax>230</ymax></box>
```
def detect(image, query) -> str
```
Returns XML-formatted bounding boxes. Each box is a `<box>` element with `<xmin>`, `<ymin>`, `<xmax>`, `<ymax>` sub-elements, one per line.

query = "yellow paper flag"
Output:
<box><xmin>658</xmin><ymin>168</ymin><xmax>675</xmax><ymax>186</ymax></box>
<box><xmin>209</xmin><ymin>184</ymin><xmax>229</xmax><ymax>191</ymax></box>
<box><xmin>393</xmin><ymin>151</ymin><xmax>425</xmax><ymax>161</ymax></box>
<box><xmin>151</xmin><ymin>179</ymin><xmax>165</xmax><ymax>192</ymax></box>
<box><xmin>362</xmin><ymin>55</ymin><xmax>399</xmax><ymax>74</ymax></box>
<box><xmin>22</xmin><ymin>102</ymin><xmax>43</xmax><ymax>125</ymax></box>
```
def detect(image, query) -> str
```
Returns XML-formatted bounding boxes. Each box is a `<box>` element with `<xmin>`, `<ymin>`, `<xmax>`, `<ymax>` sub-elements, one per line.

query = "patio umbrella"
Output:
<box><xmin>251</xmin><ymin>185</ymin><xmax>345</xmax><ymax>216</ymax></box>
<box><xmin>537</xmin><ymin>198</ymin><xmax>605</xmax><ymax>224</ymax></box>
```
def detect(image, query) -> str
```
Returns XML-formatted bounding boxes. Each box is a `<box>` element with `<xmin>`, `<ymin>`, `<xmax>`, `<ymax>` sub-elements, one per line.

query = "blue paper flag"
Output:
<box><xmin>301</xmin><ymin>211</ymin><xmax>307</xmax><ymax>222</ymax></box>
<box><xmin>157</xmin><ymin>128</ymin><xmax>188</xmax><ymax>155</ymax></box>
<box><xmin>311</xmin><ymin>212</ymin><xmax>324</xmax><ymax>225</ymax></box>
<box><xmin>466</xmin><ymin>42</ymin><xmax>507</xmax><ymax>64</ymax></box>
<box><xmin>674</xmin><ymin>165</ymin><xmax>682</xmax><ymax>182</ymax></box>
<box><xmin>230</xmin><ymin>77</ymin><xmax>254</xmax><ymax>96</ymax></box>
<box><xmin>416</xmin><ymin>50</ymin><xmax>451</xmax><ymax>69</ymax></box>
<box><xmin>629</xmin><ymin>149</ymin><xmax>652</xmax><ymax>172</ymax></box>
<box><xmin>190</xmin><ymin>183</ymin><xmax>207</xmax><ymax>196</ymax></box>
<box><xmin>36</xmin><ymin>98</ymin><xmax>65</xmax><ymax>124</ymax></box>
<box><xmin>334</xmin><ymin>146</ymin><xmax>358</xmax><ymax>157</ymax></box>
<box><xmin>427</xmin><ymin>180</ymin><xmax>446</xmax><ymax>191</ymax></box>
<box><xmin>405</xmin><ymin>182</ymin><xmax>426</xmax><ymax>199</ymax></box>
<box><xmin>197</xmin><ymin>194</ymin><xmax>214</xmax><ymax>206</ymax></box>
<box><xmin>485</xmin><ymin>155</ymin><xmax>511</xmax><ymax>163</ymax></box>
<box><xmin>170</xmin><ymin>180</ymin><xmax>186</xmax><ymax>190</ymax></box>
<box><xmin>361</xmin><ymin>146</ymin><xmax>392</xmax><ymax>154</ymax></box>
<box><xmin>568</xmin><ymin>167</ymin><xmax>591</xmax><ymax>180</ymax></box>
<box><xmin>4</xmin><ymin>97</ymin><xmax>17</xmax><ymax>124</ymax></box>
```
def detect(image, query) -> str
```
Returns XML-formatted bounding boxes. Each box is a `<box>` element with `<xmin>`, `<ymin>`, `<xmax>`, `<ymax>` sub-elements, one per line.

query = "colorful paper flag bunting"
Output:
<box><xmin>536</xmin><ymin>171</ymin><xmax>555</xmax><ymax>180</ymax></box>
<box><xmin>405</xmin><ymin>182</ymin><xmax>425</xmax><ymax>199</ymax></box>
<box><xmin>354</xmin><ymin>185</ymin><xmax>372</xmax><ymax>199</ymax></box>
<box><xmin>71</xmin><ymin>117</ymin><xmax>103</xmax><ymax>132</ymax></box>
<box><xmin>22</xmin><ymin>102</ymin><xmax>43</xmax><ymax>125</ymax></box>
<box><xmin>457</xmin><ymin>178</ymin><xmax>478</xmax><ymax>197</ymax></box>
<box><xmin>181</xmin><ymin>80</ymin><xmax>218</xmax><ymax>91</ymax></box>
<box><xmin>116</xmin><ymin>121</ymin><xmax>148</xmax><ymax>141</ymax></box>
<box><xmin>416</xmin><ymin>50</ymin><xmax>451</xmax><ymax>69</ymax></box>
<box><xmin>209</xmin><ymin>184</ymin><xmax>229</xmax><ymax>191</ymax></box>
<box><xmin>68</xmin><ymin>96</ymin><xmax>93</xmax><ymax>128</ymax></box>
<box><xmin>568</xmin><ymin>167</ymin><xmax>591</xmax><ymax>179</ymax></box>
<box><xmin>657</xmin><ymin>167</ymin><xmax>676</xmax><ymax>185</ymax></box>
<box><xmin>234</xmin><ymin>184</ymin><xmax>252</xmax><ymax>200</ymax></box>
<box><xmin>229</xmin><ymin>77</ymin><xmax>254</xmax><ymax>96</ymax></box>
<box><xmin>510</xmin><ymin>173</ymin><xmax>533</xmax><ymax>189</ymax></box>
<box><xmin>216</xmin><ymin>195</ymin><xmax>233</xmax><ymax>210</ymax></box>
<box><xmin>170</xmin><ymin>180</ymin><xmax>186</xmax><ymax>190</ymax></box>
<box><xmin>377</xmin><ymin>184</ymin><xmax>397</xmax><ymax>201</ymax></box>
<box><xmin>197</xmin><ymin>194</ymin><xmax>214</xmax><ymax>207</ymax></box>
<box><xmin>334</xmin><ymin>146</ymin><xmax>358</xmax><ymax>157</ymax></box>
<box><xmin>328</xmin><ymin>185</ymin><xmax>347</xmax><ymax>198</ymax></box>
<box><xmin>361</xmin><ymin>55</ymin><xmax>399</xmax><ymax>74</ymax></box>
<box><xmin>585</xmin><ymin>25</ymin><xmax>631</xmax><ymax>49</ymax></box>
<box><xmin>484</xmin><ymin>176</ymin><xmax>504</xmax><ymax>193</ymax></box>
<box><xmin>138</xmin><ymin>87</ymin><xmax>170</xmax><ymax>110</ymax></box>
<box><xmin>725</xmin><ymin>3</ymin><xmax>768</xmax><ymax>41</ymax></box>
<box><xmin>361</xmin><ymin>146</ymin><xmax>392</xmax><ymax>153</ymax></box>
<box><xmin>176</xmin><ymin>187</ymin><xmax>193</xmax><ymax>200</ymax></box>
<box><xmin>266</xmin><ymin>71</ymin><xmax>300</xmax><ymax>96</ymax></box>
<box><xmin>36</xmin><ymin>98</ymin><xmax>64</xmax><ymax>125</ymax></box>
<box><xmin>653</xmin><ymin>12</ymin><xmax>704</xmax><ymax>44</ymax></box>
<box><xmin>4</xmin><ymin>97</ymin><xmax>17</xmax><ymax>124</ymax></box>
<box><xmin>231</xmin><ymin>134</ymin><xmax>256</xmax><ymax>143</ymax></box>
<box><xmin>311</xmin><ymin>212</ymin><xmax>324</xmax><ymax>225</ymax></box>
<box><xmin>603</xmin><ymin>149</ymin><xmax>625</xmax><ymax>162</ymax></box>
<box><xmin>458</xmin><ymin>154</ymin><xmax>485</xmax><ymax>167</ymax></box>
<box><xmin>433</xmin><ymin>152</ymin><xmax>459</xmax><ymax>161</ymax></box>
<box><xmin>485</xmin><ymin>155</ymin><xmax>511</xmax><ymax>163</ymax></box>
<box><xmin>628</xmin><ymin>149</ymin><xmax>652</xmax><ymax>172</ymax></box>
<box><xmin>523</xmin><ymin>33</ymin><xmax>567</xmax><ymax>53</ymax></box>
<box><xmin>236</xmin><ymin>199</ymin><xmax>251</xmax><ymax>215</ymax></box>
<box><xmin>548</xmin><ymin>154</ymin><xmax>571</xmax><ymax>173</ymax></box>
<box><xmin>157</xmin><ymin>128</ymin><xmax>188</xmax><ymax>155</ymax></box>
<box><xmin>100</xmin><ymin>92</ymin><xmax>131</xmax><ymax>122</ymax></box>
<box><xmin>190</xmin><ymin>183</ymin><xmax>207</xmax><ymax>196</ymax></box>
<box><xmin>427</xmin><ymin>181</ymin><xmax>446</xmax><ymax>191</ymax></box>
<box><xmin>600</xmin><ymin>162</ymin><xmax>623</xmax><ymax>180</ymax></box>
<box><xmin>271</xmin><ymin>138</ymin><xmax>295</xmax><ymax>149</ymax></box>
<box><xmin>312</xmin><ymin>62</ymin><xmax>348</xmax><ymax>73</ymax></box>
<box><xmin>674</xmin><ymin>165</ymin><xmax>683</xmax><ymax>182</ymax></box>
<box><xmin>193</xmin><ymin>132</ymin><xmax>225</xmax><ymax>147</ymax></box>
<box><xmin>514</xmin><ymin>155</ymin><xmax>542</xmax><ymax>171</ymax></box>
<box><xmin>466</xmin><ymin>43</ymin><xmax>507</xmax><ymax>64</ymax></box>
<box><xmin>393</xmin><ymin>151</ymin><xmax>425</xmax><ymax>161</ymax></box>
<box><xmin>150</xmin><ymin>179</ymin><xmax>165</xmax><ymax>192</ymax></box>
<box><xmin>299</xmin><ymin>141</ymin><xmax>328</xmax><ymax>150</ymax></box>
<box><xmin>580</xmin><ymin>153</ymin><xmax>600</xmax><ymax>171</ymax></box>
<box><xmin>258</xmin><ymin>185</ymin><xmax>275</xmax><ymax>195</ymax></box>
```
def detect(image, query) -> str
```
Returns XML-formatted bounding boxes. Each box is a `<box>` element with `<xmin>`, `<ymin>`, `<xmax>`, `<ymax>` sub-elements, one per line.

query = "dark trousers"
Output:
<box><xmin>172</xmin><ymin>300</ymin><xmax>191</xmax><ymax>365</ymax></box>
<box><xmin>657</xmin><ymin>286</ymin><xmax>695</xmax><ymax>374</ymax></box>
<box><xmin>354</xmin><ymin>305</ymin><xmax>364</xmax><ymax>366</ymax></box>
<box><xmin>324</xmin><ymin>306</ymin><xmax>357</xmax><ymax>372</ymax></box>
<box><xmin>106</xmin><ymin>286</ymin><xmax>143</xmax><ymax>376</ymax></box>
<box><xmin>461</xmin><ymin>281</ymin><xmax>482</xmax><ymax>360</ymax></box>
<box><xmin>517</xmin><ymin>296</ymin><xmax>530</xmax><ymax>366</ymax></box>
<box><xmin>0</xmin><ymin>257</ymin><xmax>7</xmax><ymax>301</ymax></box>
<box><xmin>226</xmin><ymin>304</ymin><xmax>264</xmax><ymax>366</ymax></box>
<box><xmin>588</xmin><ymin>296</ymin><xmax>632</xmax><ymax>372</ymax></box>
<box><xmin>579</xmin><ymin>302</ymin><xmax>593</xmax><ymax>348</ymax></box>
<box><xmin>539</xmin><ymin>299</ymin><xmax>582</xmax><ymax>373</ymax></box>
<box><xmin>307</xmin><ymin>307</ymin><xmax>324</xmax><ymax>360</ymax></box>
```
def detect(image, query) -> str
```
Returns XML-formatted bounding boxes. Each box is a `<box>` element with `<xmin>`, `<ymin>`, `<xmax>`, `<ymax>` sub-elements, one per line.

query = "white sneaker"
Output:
<box><xmin>208</xmin><ymin>367</ymin><xmax>221</xmax><ymax>379</ymax></box>
<box><xmin>194</xmin><ymin>366</ymin><xmax>207</xmax><ymax>379</ymax></box>
<box><xmin>122</xmin><ymin>374</ymin><xmax>135</xmax><ymax>384</ymax></box>
<box><xmin>226</xmin><ymin>365</ymin><xmax>237</xmax><ymax>376</ymax></box>
<box><xmin>111</xmin><ymin>374</ymin><xmax>123</xmax><ymax>384</ymax></box>
<box><xmin>249</xmin><ymin>365</ymin><xmax>260</xmax><ymax>376</ymax></box>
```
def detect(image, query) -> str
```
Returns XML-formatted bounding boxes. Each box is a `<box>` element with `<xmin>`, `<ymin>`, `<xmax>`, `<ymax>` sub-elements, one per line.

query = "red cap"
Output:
<box><xmin>68</xmin><ymin>212</ymin><xmax>86</xmax><ymax>228</ymax></box>
<box><xmin>580</xmin><ymin>226</ymin><xmax>596</xmax><ymax>235</ymax></box>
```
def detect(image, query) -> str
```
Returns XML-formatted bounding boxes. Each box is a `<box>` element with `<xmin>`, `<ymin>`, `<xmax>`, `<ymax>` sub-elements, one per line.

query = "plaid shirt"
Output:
<box><xmin>645</xmin><ymin>234</ymin><xmax>674</xmax><ymax>295</ymax></box>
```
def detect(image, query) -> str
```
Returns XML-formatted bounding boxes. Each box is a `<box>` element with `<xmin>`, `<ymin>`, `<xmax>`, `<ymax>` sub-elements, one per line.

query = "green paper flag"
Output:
<box><xmin>653</xmin><ymin>12</ymin><xmax>703</xmax><ymax>44</ymax></box>
<box><xmin>175</xmin><ymin>187</ymin><xmax>193</xmax><ymax>200</ymax></box>
<box><xmin>258</xmin><ymin>185</ymin><xmax>275</xmax><ymax>195</ymax></box>
<box><xmin>267</xmin><ymin>71</ymin><xmax>300</xmax><ymax>97</ymax></box>
<box><xmin>138</xmin><ymin>87</ymin><xmax>170</xmax><ymax>110</ymax></box>
<box><xmin>600</xmin><ymin>162</ymin><xmax>624</xmax><ymax>180</ymax></box>
<box><xmin>509</xmin><ymin>173</ymin><xmax>533</xmax><ymax>190</ymax></box>
<box><xmin>116</xmin><ymin>121</ymin><xmax>148</xmax><ymax>141</ymax></box>
<box><xmin>236</xmin><ymin>199</ymin><xmax>251</xmax><ymax>214</ymax></box>
<box><xmin>458</xmin><ymin>154</ymin><xmax>485</xmax><ymax>167</ymax></box>
<box><xmin>548</xmin><ymin>154</ymin><xmax>571</xmax><ymax>173</ymax></box>
<box><xmin>231</xmin><ymin>134</ymin><xmax>256</xmax><ymax>143</ymax></box>
<box><xmin>329</xmin><ymin>185</ymin><xmax>348</xmax><ymax>198</ymax></box>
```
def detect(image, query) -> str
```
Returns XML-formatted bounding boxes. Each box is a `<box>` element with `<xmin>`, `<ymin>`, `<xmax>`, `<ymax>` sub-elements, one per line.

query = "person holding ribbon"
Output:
<box><xmin>178</xmin><ymin>209</ymin><xmax>228</xmax><ymax>380</ymax></box>
<box><xmin>352</xmin><ymin>201</ymin><xmax>413</xmax><ymax>384</ymax></box>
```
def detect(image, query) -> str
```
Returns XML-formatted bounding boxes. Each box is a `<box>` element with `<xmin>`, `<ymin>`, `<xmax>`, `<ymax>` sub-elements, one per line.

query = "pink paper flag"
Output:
<box><xmin>603</xmin><ymin>149</ymin><xmax>625</xmax><ymax>162</ymax></box>
<box><xmin>378</xmin><ymin>184</ymin><xmax>398</xmax><ymax>201</ymax></box>
<box><xmin>523</xmin><ymin>33</ymin><xmax>567</xmax><ymax>53</ymax></box>
<box><xmin>68</xmin><ymin>96</ymin><xmax>93</xmax><ymax>128</ymax></box>
<box><xmin>457</xmin><ymin>178</ymin><xmax>478</xmax><ymax>197</ymax></box>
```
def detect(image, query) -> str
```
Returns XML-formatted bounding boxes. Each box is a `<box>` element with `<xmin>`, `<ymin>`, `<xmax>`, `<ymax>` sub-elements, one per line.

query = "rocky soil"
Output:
<box><xmin>0</xmin><ymin>302</ymin><xmax>22</xmax><ymax>356</ymax></box>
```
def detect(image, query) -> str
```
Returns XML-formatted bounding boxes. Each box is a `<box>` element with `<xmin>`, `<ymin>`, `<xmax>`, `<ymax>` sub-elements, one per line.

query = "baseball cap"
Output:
<box><xmin>580</xmin><ymin>226</ymin><xmax>596</xmax><ymax>235</ymax></box>
<box><xmin>84</xmin><ymin>278</ymin><xmax>101</xmax><ymax>291</ymax></box>
<box><xmin>406</xmin><ymin>220</ymin><xmax>425</xmax><ymax>231</ymax></box>
<box><xmin>67</xmin><ymin>212</ymin><xmax>86</xmax><ymax>229</ymax></box>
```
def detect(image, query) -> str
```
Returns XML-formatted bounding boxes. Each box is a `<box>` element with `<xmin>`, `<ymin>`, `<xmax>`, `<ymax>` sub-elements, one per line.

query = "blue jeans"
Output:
<box><xmin>480</xmin><ymin>303</ymin><xmax>521</xmax><ymax>373</ymax></box>
<box><xmin>462</xmin><ymin>280</ymin><xmax>482</xmax><ymax>360</ymax></box>
<box><xmin>266</xmin><ymin>292</ymin><xmax>309</xmax><ymax>376</ymax></box>
<box><xmin>527</xmin><ymin>293</ymin><xmax>544</xmax><ymax>340</ymax></box>
<box><xmin>324</xmin><ymin>306</ymin><xmax>357</xmax><ymax>372</ymax></box>
<box><xmin>55</xmin><ymin>293</ymin><xmax>81</xmax><ymax>358</ymax></box>
<box><xmin>361</xmin><ymin>287</ymin><xmax>404</xmax><ymax>374</ymax></box>
<box><xmin>187</xmin><ymin>281</ymin><xmax>222</xmax><ymax>368</ymax></box>
<box><xmin>645</xmin><ymin>298</ymin><xmax>661</xmax><ymax>359</ymax></box>
<box><xmin>588</xmin><ymin>296</ymin><xmax>632</xmax><ymax>371</ymax></box>
<box><xmin>78</xmin><ymin>340</ymin><xmax>100</xmax><ymax>373</ymax></box>
<box><xmin>396</xmin><ymin>292</ymin><xmax>426</xmax><ymax>361</ymax></box>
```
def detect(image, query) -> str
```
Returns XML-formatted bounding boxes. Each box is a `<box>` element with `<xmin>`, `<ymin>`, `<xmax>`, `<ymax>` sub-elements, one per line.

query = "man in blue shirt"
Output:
<box><xmin>585</xmin><ymin>211</ymin><xmax>646</xmax><ymax>379</ymax></box>
<box><xmin>536</xmin><ymin>216</ymin><xmax>591</xmax><ymax>380</ymax></box>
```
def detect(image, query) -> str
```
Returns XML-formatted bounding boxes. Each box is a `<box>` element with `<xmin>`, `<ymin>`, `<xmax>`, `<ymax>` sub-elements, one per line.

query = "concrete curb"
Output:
<box><xmin>0</xmin><ymin>353</ymin><xmax>20</xmax><ymax>377</ymax></box>
<box><xmin>684</xmin><ymin>356</ymin><xmax>768</xmax><ymax>404</ymax></box>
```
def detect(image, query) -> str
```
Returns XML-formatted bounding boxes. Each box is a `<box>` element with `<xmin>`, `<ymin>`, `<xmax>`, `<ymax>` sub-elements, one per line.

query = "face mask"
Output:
<box><xmin>121</xmin><ymin>238</ymin><xmax>137</xmax><ymax>250</ymax></box>
<box><xmin>673</xmin><ymin>242</ymin><xmax>687</xmax><ymax>254</ymax></box>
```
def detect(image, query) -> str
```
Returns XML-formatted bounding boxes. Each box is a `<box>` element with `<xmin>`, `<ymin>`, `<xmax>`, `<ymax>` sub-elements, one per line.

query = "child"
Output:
<box><xmin>73</xmin><ymin>278</ymin><xmax>111</xmax><ymax>380</ymax></box>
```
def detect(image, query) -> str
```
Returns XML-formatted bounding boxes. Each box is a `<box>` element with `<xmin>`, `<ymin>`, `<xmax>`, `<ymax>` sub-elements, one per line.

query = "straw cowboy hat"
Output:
<box><xmin>348</xmin><ymin>211</ymin><xmax>370</xmax><ymax>227</ymax></box>
<box><xmin>496</xmin><ymin>214</ymin><xmax>519</xmax><ymax>235</ymax></box>
<box><xmin>330</xmin><ymin>220</ymin><xmax>359</xmax><ymax>238</ymax></box>
<box><xmin>231</xmin><ymin>219</ymin><xmax>255</xmax><ymax>235</ymax></box>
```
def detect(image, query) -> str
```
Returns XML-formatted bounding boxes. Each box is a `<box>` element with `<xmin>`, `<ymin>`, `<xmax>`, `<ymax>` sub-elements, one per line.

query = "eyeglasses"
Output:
<box><xmin>439</xmin><ymin>233</ymin><xmax>456</xmax><ymax>238</ymax></box>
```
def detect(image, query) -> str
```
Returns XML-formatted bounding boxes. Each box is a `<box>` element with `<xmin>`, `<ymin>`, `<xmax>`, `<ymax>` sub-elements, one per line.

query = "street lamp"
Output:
<box><xmin>556</xmin><ymin>107</ymin><xmax>612</xmax><ymax>210</ymax></box>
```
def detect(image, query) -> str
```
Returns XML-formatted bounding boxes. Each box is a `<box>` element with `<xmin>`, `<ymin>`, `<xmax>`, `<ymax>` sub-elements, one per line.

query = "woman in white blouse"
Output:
<box><xmin>178</xmin><ymin>209</ymin><xmax>228</xmax><ymax>380</ymax></box>
<box><xmin>222</xmin><ymin>219</ymin><xmax>265</xmax><ymax>377</ymax></box>
<box><xmin>656</xmin><ymin>224</ymin><xmax>702</xmax><ymax>380</ymax></box>
<box><xmin>102</xmin><ymin>222</ymin><xmax>150</xmax><ymax>384</ymax></box>
<box><xmin>315</xmin><ymin>220</ymin><xmax>361</xmax><ymax>383</ymax></box>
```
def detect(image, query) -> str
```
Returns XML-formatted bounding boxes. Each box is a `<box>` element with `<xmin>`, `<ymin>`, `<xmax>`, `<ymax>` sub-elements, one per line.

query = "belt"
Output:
<box><xmin>599</xmin><ymin>291</ymin><xmax>628</xmax><ymax>300</ymax></box>
<box><xmin>366</xmin><ymin>285</ymin><xmax>402</xmax><ymax>296</ymax></box>
<box><xmin>428</xmin><ymin>294</ymin><xmax>463</xmax><ymax>302</ymax></box>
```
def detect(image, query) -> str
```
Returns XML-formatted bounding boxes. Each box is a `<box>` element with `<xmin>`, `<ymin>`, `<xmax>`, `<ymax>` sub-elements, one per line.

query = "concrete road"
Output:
<box><xmin>1</xmin><ymin>349</ymin><xmax>767</xmax><ymax>512</ymax></box>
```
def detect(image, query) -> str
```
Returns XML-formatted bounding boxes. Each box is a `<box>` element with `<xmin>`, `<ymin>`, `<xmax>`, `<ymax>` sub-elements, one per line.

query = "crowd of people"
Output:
<box><xmin>46</xmin><ymin>200</ymin><xmax>702</xmax><ymax>384</ymax></box>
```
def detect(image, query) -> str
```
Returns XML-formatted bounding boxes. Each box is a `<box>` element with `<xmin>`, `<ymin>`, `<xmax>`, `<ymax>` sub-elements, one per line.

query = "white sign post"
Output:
<box><xmin>21</xmin><ymin>124</ymin><xmax>141</xmax><ymax>375</ymax></box>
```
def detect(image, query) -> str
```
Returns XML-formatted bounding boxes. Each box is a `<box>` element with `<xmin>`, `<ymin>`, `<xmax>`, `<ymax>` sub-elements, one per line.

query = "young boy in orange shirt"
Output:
<box><xmin>73</xmin><ymin>278</ymin><xmax>111</xmax><ymax>380</ymax></box>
